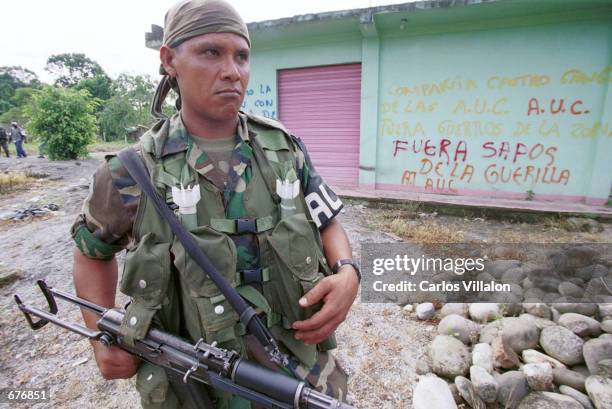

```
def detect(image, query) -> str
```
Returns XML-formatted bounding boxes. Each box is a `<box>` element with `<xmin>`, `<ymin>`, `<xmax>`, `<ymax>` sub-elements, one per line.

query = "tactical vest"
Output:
<box><xmin>117</xmin><ymin>114</ymin><xmax>335</xmax><ymax>407</ymax></box>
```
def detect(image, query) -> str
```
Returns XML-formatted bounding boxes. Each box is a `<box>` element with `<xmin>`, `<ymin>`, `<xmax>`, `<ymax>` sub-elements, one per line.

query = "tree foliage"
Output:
<box><xmin>25</xmin><ymin>86</ymin><xmax>98</xmax><ymax>160</ymax></box>
<box><xmin>75</xmin><ymin>74</ymin><xmax>113</xmax><ymax>101</ymax></box>
<box><xmin>0</xmin><ymin>66</ymin><xmax>40</xmax><ymax>115</ymax></box>
<box><xmin>0</xmin><ymin>87</ymin><xmax>37</xmax><ymax>125</ymax></box>
<box><xmin>45</xmin><ymin>53</ymin><xmax>105</xmax><ymax>87</ymax></box>
<box><xmin>99</xmin><ymin>74</ymin><xmax>157</xmax><ymax>139</ymax></box>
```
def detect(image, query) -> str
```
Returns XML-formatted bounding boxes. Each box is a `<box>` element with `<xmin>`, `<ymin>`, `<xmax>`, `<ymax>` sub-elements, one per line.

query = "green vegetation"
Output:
<box><xmin>25</xmin><ymin>86</ymin><xmax>98</xmax><ymax>160</ymax></box>
<box><xmin>0</xmin><ymin>51</ymin><xmax>176</xmax><ymax>160</ymax></box>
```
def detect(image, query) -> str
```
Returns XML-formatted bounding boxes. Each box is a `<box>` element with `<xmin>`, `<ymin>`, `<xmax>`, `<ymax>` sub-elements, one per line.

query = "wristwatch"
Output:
<box><xmin>332</xmin><ymin>259</ymin><xmax>361</xmax><ymax>283</ymax></box>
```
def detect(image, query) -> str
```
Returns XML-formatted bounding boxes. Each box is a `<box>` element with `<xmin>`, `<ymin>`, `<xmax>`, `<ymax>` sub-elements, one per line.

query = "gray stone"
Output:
<box><xmin>597</xmin><ymin>359</ymin><xmax>612</xmax><ymax>378</ymax></box>
<box><xmin>469</xmin><ymin>303</ymin><xmax>500</xmax><ymax>323</ymax></box>
<box><xmin>480</xmin><ymin>320</ymin><xmax>503</xmax><ymax>344</ymax></box>
<box><xmin>572</xmin><ymin>365</ymin><xmax>592</xmax><ymax>378</ymax></box>
<box><xmin>566</xmin><ymin>217</ymin><xmax>603</xmax><ymax>233</ymax></box>
<box><xmin>520</xmin><ymin>313</ymin><xmax>556</xmax><ymax>330</ymax></box>
<box><xmin>540</xmin><ymin>326</ymin><xmax>585</xmax><ymax>365</ymax></box>
<box><xmin>555</xmin><ymin>303</ymin><xmax>598</xmax><ymax>317</ymax></box>
<box><xmin>584</xmin><ymin>278</ymin><xmax>612</xmax><ymax>302</ymax></box>
<box><xmin>454</xmin><ymin>376</ymin><xmax>485</xmax><ymax>409</ymax></box>
<box><xmin>502</xmin><ymin>267</ymin><xmax>526</xmax><ymax>283</ymax></box>
<box><xmin>415</xmin><ymin>352</ymin><xmax>433</xmax><ymax>375</ymax></box>
<box><xmin>583</xmin><ymin>338</ymin><xmax>612</xmax><ymax>375</ymax></box>
<box><xmin>601</xmin><ymin>320</ymin><xmax>612</xmax><ymax>334</ymax></box>
<box><xmin>598</xmin><ymin>304</ymin><xmax>612</xmax><ymax>320</ymax></box>
<box><xmin>440</xmin><ymin>303</ymin><xmax>468</xmax><ymax>318</ymax></box>
<box><xmin>416</xmin><ymin>303</ymin><xmax>436</xmax><ymax>320</ymax></box>
<box><xmin>523</xmin><ymin>303</ymin><xmax>552</xmax><ymax>319</ymax></box>
<box><xmin>499</xmin><ymin>302</ymin><xmax>523</xmax><ymax>317</ymax></box>
<box><xmin>470</xmin><ymin>365</ymin><xmax>498</xmax><ymax>403</ymax></box>
<box><xmin>496</xmin><ymin>370</ymin><xmax>529</xmax><ymax>409</ymax></box>
<box><xmin>488</xmin><ymin>260</ymin><xmax>521</xmax><ymax>279</ymax></box>
<box><xmin>544</xmin><ymin>292</ymin><xmax>563</xmax><ymax>303</ymax></box>
<box><xmin>476</xmin><ymin>271</ymin><xmax>496</xmax><ymax>283</ymax></box>
<box><xmin>577</xmin><ymin>264</ymin><xmax>608</xmax><ymax>281</ymax></box>
<box><xmin>437</xmin><ymin>314</ymin><xmax>480</xmax><ymax>345</ymax></box>
<box><xmin>523</xmin><ymin>349</ymin><xmax>566</xmax><ymax>369</ymax></box>
<box><xmin>524</xmin><ymin>287</ymin><xmax>545</xmax><ymax>301</ymax></box>
<box><xmin>448</xmin><ymin>383</ymin><xmax>463</xmax><ymax>405</ymax></box>
<box><xmin>559</xmin><ymin>282</ymin><xmax>586</xmax><ymax>299</ymax></box>
<box><xmin>430</xmin><ymin>335</ymin><xmax>470</xmax><ymax>378</ymax></box>
<box><xmin>413</xmin><ymin>376</ymin><xmax>458</xmax><ymax>409</ymax></box>
<box><xmin>517</xmin><ymin>391</ymin><xmax>584</xmax><ymax>409</ymax></box>
<box><xmin>522</xmin><ymin>362</ymin><xmax>554</xmax><ymax>391</ymax></box>
<box><xmin>559</xmin><ymin>385</ymin><xmax>595</xmax><ymax>409</ymax></box>
<box><xmin>559</xmin><ymin>313</ymin><xmax>602</xmax><ymax>338</ymax></box>
<box><xmin>552</xmin><ymin>307</ymin><xmax>561</xmax><ymax>323</ymax></box>
<box><xmin>492</xmin><ymin>336</ymin><xmax>520</xmax><ymax>369</ymax></box>
<box><xmin>529</xmin><ymin>268</ymin><xmax>561</xmax><ymax>293</ymax></box>
<box><xmin>553</xmin><ymin>367</ymin><xmax>587</xmax><ymax>392</ymax></box>
<box><xmin>472</xmin><ymin>343</ymin><xmax>493</xmax><ymax>373</ymax></box>
<box><xmin>585</xmin><ymin>376</ymin><xmax>612</xmax><ymax>409</ymax></box>
<box><xmin>501</xmin><ymin>317</ymin><xmax>540</xmax><ymax>353</ymax></box>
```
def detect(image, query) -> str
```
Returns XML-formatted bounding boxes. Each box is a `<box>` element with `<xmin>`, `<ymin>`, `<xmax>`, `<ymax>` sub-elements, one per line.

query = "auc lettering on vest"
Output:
<box><xmin>305</xmin><ymin>183</ymin><xmax>342</xmax><ymax>227</ymax></box>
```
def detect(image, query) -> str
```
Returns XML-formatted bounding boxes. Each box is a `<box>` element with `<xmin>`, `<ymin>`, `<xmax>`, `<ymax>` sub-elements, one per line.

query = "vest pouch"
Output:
<box><xmin>120</xmin><ymin>233</ymin><xmax>172</xmax><ymax>346</ymax></box>
<box><xmin>265</xmin><ymin>213</ymin><xmax>325</xmax><ymax>326</ymax></box>
<box><xmin>136</xmin><ymin>362</ymin><xmax>173</xmax><ymax>408</ymax></box>
<box><xmin>171</xmin><ymin>226</ymin><xmax>239</xmax><ymax>346</ymax></box>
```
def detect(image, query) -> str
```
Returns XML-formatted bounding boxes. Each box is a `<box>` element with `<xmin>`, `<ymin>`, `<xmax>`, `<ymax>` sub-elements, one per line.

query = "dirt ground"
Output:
<box><xmin>0</xmin><ymin>154</ymin><xmax>609</xmax><ymax>409</ymax></box>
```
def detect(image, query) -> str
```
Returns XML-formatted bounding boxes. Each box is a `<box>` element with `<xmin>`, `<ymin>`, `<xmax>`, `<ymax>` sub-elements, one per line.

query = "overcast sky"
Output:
<box><xmin>1</xmin><ymin>0</ymin><xmax>410</xmax><ymax>83</ymax></box>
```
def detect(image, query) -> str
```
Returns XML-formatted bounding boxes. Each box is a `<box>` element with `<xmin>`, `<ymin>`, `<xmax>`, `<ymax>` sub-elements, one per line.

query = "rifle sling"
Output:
<box><xmin>116</xmin><ymin>148</ymin><xmax>279</xmax><ymax>359</ymax></box>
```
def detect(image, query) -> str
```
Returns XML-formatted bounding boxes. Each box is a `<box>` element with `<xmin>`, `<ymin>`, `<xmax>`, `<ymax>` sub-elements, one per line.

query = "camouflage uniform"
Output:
<box><xmin>0</xmin><ymin>128</ymin><xmax>10</xmax><ymax>157</ymax></box>
<box><xmin>71</xmin><ymin>112</ymin><xmax>348</xmax><ymax>407</ymax></box>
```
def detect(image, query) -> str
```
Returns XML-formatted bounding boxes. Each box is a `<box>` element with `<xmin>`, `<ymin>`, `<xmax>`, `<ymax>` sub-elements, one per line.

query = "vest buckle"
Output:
<box><xmin>235</xmin><ymin>218</ymin><xmax>257</xmax><ymax>233</ymax></box>
<box><xmin>240</xmin><ymin>268</ymin><xmax>264</xmax><ymax>284</ymax></box>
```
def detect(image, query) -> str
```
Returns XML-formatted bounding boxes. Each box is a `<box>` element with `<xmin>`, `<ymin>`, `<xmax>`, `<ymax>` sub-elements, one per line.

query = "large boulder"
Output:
<box><xmin>583</xmin><ymin>337</ymin><xmax>612</xmax><ymax>375</ymax></box>
<box><xmin>522</xmin><ymin>362</ymin><xmax>554</xmax><ymax>391</ymax></box>
<box><xmin>413</xmin><ymin>376</ymin><xmax>458</xmax><ymax>409</ymax></box>
<box><xmin>558</xmin><ymin>313</ymin><xmax>602</xmax><ymax>338</ymax></box>
<box><xmin>540</xmin><ymin>326</ymin><xmax>585</xmax><ymax>366</ymax></box>
<box><xmin>552</xmin><ymin>367</ymin><xmax>587</xmax><ymax>393</ymax></box>
<box><xmin>496</xmin><ymin>371</ymin><xmax>529</xmax><ymax>409</ymax></box>
<box><xmin>517</xmin><ymin>392</ymin><xmax>584</xmax><ymax>409</ymax></box>
<box><xmin>430</xmin><ymin>335</ymin><xmax>470</xmax><ymax>378</ymax></box>
<box><xmin>585</xmin><ymin>376</ymin><xmax>612</xmax><ymax>409</ymax></box>
<box><xmin>438</xmin><ymin>314</ymin><xmax>480</xmax><ymax>345</ymax></box>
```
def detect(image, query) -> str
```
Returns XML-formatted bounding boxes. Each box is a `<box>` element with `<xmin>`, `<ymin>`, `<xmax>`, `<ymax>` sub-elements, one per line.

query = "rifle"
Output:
<box><xmin>14</xmin><ymin>280</ymin><xmax>355</xmax><ymax>409</ymax></box>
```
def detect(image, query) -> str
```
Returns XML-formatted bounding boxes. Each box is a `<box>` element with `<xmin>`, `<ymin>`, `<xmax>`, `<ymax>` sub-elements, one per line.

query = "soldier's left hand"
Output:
<box><xmin>291</xmin><ymin>265</ymin><xmax>359</xmax><ymax>344</ymax></box>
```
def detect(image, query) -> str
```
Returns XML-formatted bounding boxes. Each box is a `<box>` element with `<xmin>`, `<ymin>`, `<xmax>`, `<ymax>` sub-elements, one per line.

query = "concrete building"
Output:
<box><xmin>148</xmin><ymin>0</ymin><xmax>612</xmax><ymax>207</ymax></box>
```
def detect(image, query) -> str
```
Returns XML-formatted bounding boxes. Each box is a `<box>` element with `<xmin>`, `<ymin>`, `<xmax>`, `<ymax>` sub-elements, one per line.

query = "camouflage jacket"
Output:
<box><xmin>71</xmin><ymin>112</ymin><xmax>343</xmax><ymax>270</ymax></box>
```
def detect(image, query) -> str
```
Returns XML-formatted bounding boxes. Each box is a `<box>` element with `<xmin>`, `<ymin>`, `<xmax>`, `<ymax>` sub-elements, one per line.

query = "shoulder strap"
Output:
<box><xmin>116</xmin><ymin>148</ymin><xmax>291</xmax><ymax>369</ymax></box>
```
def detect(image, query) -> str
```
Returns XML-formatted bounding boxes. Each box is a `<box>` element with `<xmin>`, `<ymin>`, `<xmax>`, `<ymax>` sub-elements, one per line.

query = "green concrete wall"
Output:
<box><xmin>245</xmin><ymin>1</ymin><xmax>612</xmax><ymax>205</ymax></box>
<box><xmin>377</xmin><ymin>19</ymin><xmax>611</xmax><ymax>204</ymax></box>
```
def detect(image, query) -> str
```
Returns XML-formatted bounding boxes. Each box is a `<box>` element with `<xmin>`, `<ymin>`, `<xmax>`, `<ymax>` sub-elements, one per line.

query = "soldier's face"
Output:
<box><xmin>163</xmin><ymin>32</ymin><xmax>250</xmax><ymax>122</ymax></box>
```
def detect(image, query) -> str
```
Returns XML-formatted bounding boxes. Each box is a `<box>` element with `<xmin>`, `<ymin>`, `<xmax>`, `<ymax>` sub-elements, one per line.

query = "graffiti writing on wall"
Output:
<box><xmin>380</xmin><ymin>66</ymin><xmax>612</xmax><ymax>194</ymax></box>
<box><xmin>241</xmin><ymin>83</ymin><xmax>277</xmax><ymax>119</ymax></box>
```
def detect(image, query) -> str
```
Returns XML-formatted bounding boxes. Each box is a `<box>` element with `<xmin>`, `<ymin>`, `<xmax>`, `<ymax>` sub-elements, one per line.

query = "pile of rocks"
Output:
<box><xmin>413</xmin><ymin>302</ymin><xmax>612</xmax><ymax>409</ymax></box>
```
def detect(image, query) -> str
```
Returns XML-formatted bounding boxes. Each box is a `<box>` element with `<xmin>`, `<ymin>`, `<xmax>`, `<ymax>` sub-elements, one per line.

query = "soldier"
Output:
<box><xmin>0</xmin><ymin>126</ymin><xmax>9</xmax><ymax>157</ymax></box>
<box><xmin>70</xmin><ymin>1</ymin><xmax>359</xmax><ymax>408</ymax></box>
<box><xmin>11</xmin><ymin>122</ymin><xmax>27</xmax><ymax>158</ymax></box>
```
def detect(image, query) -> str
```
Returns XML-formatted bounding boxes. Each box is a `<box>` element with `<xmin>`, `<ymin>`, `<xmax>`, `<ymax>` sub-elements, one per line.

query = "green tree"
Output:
<box><xmin>0</xmin><ymin>66</ymin><xmax>40</xmax><ymax>115</ymax></box>
<box><xmin>45</xmin><ymin>53</ymin><xmax>105</xmax><ymax>87</ymax></box>
<box><xmin>99</xmin><ymin>74</ymin><xmax>157</xmax><ymax>140</ymax></box>
<box><xmin>25</xmin><ymin>86</ymin><xmax>98</xmax><ymax>160</ymax></box>
<box><xmin>75</xmin><ymin>74</ymin><xmax>113</xmax><ymax>101</ymax></box>
<box><xmin>0</xmin><ymin>87</ymin><xmax>37</xmax><ymax>125</ymax></box>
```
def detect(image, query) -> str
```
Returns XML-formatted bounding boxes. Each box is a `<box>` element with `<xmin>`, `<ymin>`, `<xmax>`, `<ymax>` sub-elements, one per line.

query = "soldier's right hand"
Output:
<box><xmin>92</xmin><ymin>342</ymin><xmax>141</xmax><ymax>379</ymax></box>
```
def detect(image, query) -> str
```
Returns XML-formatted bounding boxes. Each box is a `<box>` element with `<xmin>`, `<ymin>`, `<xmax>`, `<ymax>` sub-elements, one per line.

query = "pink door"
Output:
<box><xmin>278</xmin><ymin>63</ymin><xmax>361</xmax><ymax>188</ymax></box>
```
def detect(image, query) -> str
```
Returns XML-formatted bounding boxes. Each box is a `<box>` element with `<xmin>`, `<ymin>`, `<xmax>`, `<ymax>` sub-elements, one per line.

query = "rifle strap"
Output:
<box><xmin>117</xmin><ymin>148</ymin><xmax>284</xmax><ymax>364</ymax></box>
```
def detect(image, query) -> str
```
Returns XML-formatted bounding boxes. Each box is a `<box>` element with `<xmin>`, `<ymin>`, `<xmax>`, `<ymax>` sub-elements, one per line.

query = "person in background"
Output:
<box><xmin>0</xmin><ymin>126</ymin><xmax>10</xmax><ymax>157</ymax></box>
<box><xmin>11</xmin><ymin>122</ymin><xmax>27</xmax><ymax>158</ymax></box>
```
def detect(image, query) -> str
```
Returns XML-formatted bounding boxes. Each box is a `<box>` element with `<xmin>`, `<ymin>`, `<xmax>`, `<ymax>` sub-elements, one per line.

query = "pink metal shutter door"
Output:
<box><xmin>278</xmin><ymin>63</ymin><xmax>361</xmax><ymax>188</ymax></box>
